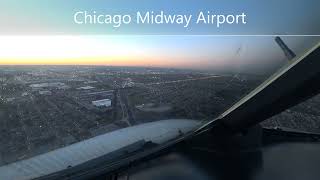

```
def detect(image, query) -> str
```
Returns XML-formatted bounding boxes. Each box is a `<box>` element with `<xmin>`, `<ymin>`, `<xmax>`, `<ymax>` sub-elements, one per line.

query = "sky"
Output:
<box><xmin>0</xmin><ymin>0</ymin><xmax>319</xmax><ymax>74</ymax></box>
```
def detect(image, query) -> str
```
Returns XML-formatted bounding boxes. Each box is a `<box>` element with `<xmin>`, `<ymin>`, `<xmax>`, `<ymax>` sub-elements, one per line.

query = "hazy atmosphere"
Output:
<box><xmin>0</xmin><ymin>36</ymin><xmax>319</xmax><ymax>75</ymax></box>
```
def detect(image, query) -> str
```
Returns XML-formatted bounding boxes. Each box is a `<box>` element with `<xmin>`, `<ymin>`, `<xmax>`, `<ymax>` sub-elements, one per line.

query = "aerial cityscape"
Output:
<box><xmin>0</xmin><ymin>1</ymin><xmax>319</xmax><ymax>179</ymax></box>
<box><xmin>0</xmin><ymin>65</ymin><xmax>319</xmax><ymax>165</ymax></box>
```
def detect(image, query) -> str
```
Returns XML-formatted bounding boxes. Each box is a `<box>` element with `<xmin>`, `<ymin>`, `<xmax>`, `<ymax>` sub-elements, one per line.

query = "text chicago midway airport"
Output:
<box><xmin>74</xmin><ymin>11</ymin><xmax>247</xmax><ymax>28</ymax></box>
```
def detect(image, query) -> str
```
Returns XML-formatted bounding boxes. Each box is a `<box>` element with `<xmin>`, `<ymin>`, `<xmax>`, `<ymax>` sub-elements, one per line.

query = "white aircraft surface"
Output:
<box><xmin>0</xmin><ymin>119</ymin><xmax>200</xmax><ymax>180</ymax></box>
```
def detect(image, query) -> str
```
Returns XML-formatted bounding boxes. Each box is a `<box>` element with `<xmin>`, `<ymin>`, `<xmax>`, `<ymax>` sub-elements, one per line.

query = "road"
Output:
<box><xmin>119</xmin><ymin>89</ymin><xmax>137</xmax><ymax>126</ymax></box>
<box><xmin>144</xmin><ymin>75</ymin><xmax>220</xmax><ymax>86</ymax></box>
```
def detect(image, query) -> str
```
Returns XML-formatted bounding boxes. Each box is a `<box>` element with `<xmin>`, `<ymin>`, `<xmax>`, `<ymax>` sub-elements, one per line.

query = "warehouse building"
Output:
<box><xmin>92</xmin><ymin>99</ymin><xmax>112</xmax><ymax>108</ymax></box>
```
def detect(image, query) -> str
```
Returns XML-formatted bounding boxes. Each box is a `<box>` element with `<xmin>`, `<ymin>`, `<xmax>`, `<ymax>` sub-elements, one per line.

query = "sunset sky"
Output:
<box><xmin>0</xmin><ymin>0</ymin><xmax>319</xmax><ymax>73</ymax></box>
<box><xmin>0</xmin><ymin>35</ymin><xmax>319</xmax><ymax>74</ymax></box>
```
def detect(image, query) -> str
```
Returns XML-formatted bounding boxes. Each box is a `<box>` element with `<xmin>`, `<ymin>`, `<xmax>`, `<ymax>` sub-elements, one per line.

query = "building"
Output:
<box><xmin>92</xmin><ymin>99</ymin><xmax>112</xmax><ymax>108</ymax></box>
<box><xmin>39</xmin><ymin>90</ymin><xmax>52</xmax><ymax>95</ymax></box>
<box><xmin>77</xmin><ymin>86</ymin><xmax>95</xmax><ymax>90</ymax></box>
<box><xmin>29</xmin><ymin>82</ymin><xmax>69</xmax><ymax>90</ymax></box>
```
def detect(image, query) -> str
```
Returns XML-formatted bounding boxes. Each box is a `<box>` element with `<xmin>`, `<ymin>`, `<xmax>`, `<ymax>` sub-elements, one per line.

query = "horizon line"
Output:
<box><xmin>0</xmin><ymin>34</ymin><xmax>320</xmax><ymax>37</ymax></box>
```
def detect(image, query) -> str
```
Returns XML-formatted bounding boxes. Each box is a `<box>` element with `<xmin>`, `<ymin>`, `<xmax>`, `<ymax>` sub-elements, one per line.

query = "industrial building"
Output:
<box><xmin>77</xmin><ymin>86</ymin><xmax>95</xmax><ymax>90</ymax></box>
<box><xmin>92</xmin><ymin>99</ymin><xmax>112</xmax><ymax>108</ymax></box>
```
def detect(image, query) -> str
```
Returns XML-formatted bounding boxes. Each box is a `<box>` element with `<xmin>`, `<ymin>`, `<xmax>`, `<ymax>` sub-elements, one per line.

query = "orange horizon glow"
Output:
<box><xmin>0</xmin><ymin>36</ymin><xmax>228</xmax><ymax>70</ymax></box>
<box><xmin>0</xmin><ymin>36</ymin><xmax>205</xmax><ymax>68</ymax></box>
<box><xmin>0</xmin><ymin>56</ymin><xmax>188</xmax><ymax>68</ymax></box>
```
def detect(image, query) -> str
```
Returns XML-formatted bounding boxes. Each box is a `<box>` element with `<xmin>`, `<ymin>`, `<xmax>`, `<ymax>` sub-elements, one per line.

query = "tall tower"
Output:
<box><xmin>275</xmin><ymin>36</ymin><xmax>296</xmax><ymax>61</ymax></box>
